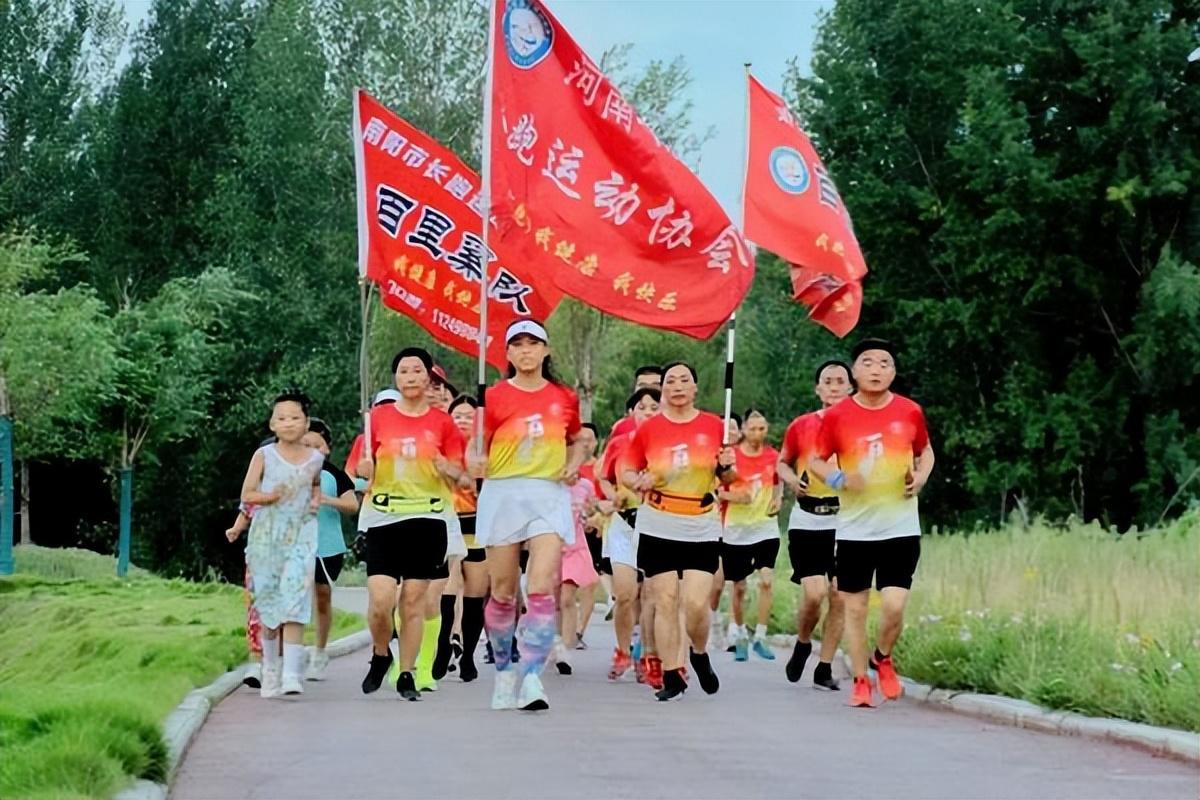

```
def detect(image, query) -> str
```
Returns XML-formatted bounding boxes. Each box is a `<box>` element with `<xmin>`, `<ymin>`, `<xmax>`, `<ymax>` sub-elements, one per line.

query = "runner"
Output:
<box><xmin>600</xmin><ymin>387</ymin><xmax>660</xmax><ymax>684</ymax></box>
<box><xmin>239</xmin><ymin>390</ymin><xmax>324</xmax><ymax>698</ymax></box>
<box><xmin>609</xmin><ymin>365</ymin><xmax>663</xmax><ymax>439</ymax></box>
<box><xmin>807</xmin><ymin>339</ymin><xmax>935</xmax><ymax>708</ymax></box>
<box><xmin>572</xmin><ymin>422</ymin><xmax>603</xmax><ymax>649</ymax></box>
<box><xmin>621</xmin><ymin>362</ymin><xmax>736</xmax><ymax>701</ymax></box>
<box><xmin>719</xmin><ymin>409</ymin><xmax>782</xmax><ymax>662</ymax></box>
<box><xmin>553</xmin><ymin>474</ymin><xmax>600</xmax><ymax>674</ymax></box>
<box><xmin>300</xmin><ymin>418</ymin><xmax>360</xmax><ymax>680</ymax></box>
<box><xmin>470</xmin><ymin>320</ymin><xmax>586</xmax><ymax>711</ymax></box>
<box><xmin>778</xmin><ymin>359</ymin><xmax>853</xmax><ymax>690</ymax></box>
<box><xmin>710</xmin><ymin>412</ymin><xmax>742</xmax><ymax>653</ymax></box>
<box><xmin>356</xmin><ymin>347</ymin><xmax>467</xmax><ymax>701</ymax></box>
<box><xmin>438</xmin><ymin>394</ymin><xmax>489</xmax><ymax>683</ymax></box>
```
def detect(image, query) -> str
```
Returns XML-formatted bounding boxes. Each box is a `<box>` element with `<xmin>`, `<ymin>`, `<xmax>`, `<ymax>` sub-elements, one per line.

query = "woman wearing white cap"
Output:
<box><xmin>470</xmin><ymin>320</ymin><xmax>586</xmax><ymax>711</ymax></box>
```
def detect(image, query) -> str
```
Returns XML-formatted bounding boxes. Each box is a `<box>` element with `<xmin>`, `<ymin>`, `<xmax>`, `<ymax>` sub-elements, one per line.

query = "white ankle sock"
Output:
<box><xmin>755</xmin><ymin>624</ymin><xmax>768</xmax><ymax>640</ymax></box>
<box><xmin>283</xmin><ymin>642</ymin><xmax>304</xmax><ymax>677</ymax></box>
<box><xmin>261</xmin><ymin>637</ymin><xmax>280</xmax><ymax>669</ymax></box>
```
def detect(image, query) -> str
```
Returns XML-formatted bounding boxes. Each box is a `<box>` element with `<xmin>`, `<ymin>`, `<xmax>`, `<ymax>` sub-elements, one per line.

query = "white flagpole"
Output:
<box><xmin>476</xmin><ymin>0</ymin><xmax>498</xmax><ymax>456</ymax></box>
<box><xmin>723</xmin><ymin>63</ymin><xmax>753</xmax><ymax>446</ymax></box>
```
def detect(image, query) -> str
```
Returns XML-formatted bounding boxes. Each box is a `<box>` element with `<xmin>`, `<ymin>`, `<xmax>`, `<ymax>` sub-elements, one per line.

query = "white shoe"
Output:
<box><xmin>243</xmin><ymin>662</ymin><xmax>262</xmax><ymax>688</ymax></box>
<box><xmin>306</xmin><ymin>650</ymin><xmax>329</xmax><ymax>681</ymax></box>
<box><xmin>491</xmin><ymin>670</ymin><xmax>519</xmax><ymax>710</ymax></box>
<box><xmin>280</xmin><ymin>673</ymin><xmax>304</xmax><ymax>695</ymax></box>
<box><xmin>260</xmin><ymin>666</ymin><xmax>282</xmax><ymax>699</ymax></box>
<box><xmin>518</xmin><ymin>673</ymin><xmax>549</xmax><ymax>711</ymax></box>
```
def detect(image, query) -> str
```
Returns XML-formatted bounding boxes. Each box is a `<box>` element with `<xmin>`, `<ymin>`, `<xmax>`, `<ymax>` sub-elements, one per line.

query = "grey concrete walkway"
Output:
<box><xmin>171</xmin><ymin>589</ymin><xmax>1198</xmax><ymax>799</ymax></box>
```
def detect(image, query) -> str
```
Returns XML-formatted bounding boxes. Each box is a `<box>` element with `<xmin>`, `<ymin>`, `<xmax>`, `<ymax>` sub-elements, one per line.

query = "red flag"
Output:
<box><xmin>487</xmin><ymin>0</ymin><xmax>753</xmax><ymax>340</ymax></box>
<box><xmin>353</xmin><ymin>89</ymin><xmax>561</xmax><ymax>368</ymax></box>
<box><xmin>742</xmin><ymin>74</ymin><xmax>866</xmax><ymax>337</ymax></box>
<box><xmin>792</xmin><ymin>266</ymin><xmax>862</xmax><ymax>338</ymax></box>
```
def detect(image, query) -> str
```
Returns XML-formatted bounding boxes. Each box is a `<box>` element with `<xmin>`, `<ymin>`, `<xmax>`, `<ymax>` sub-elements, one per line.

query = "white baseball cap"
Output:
<box><xmin>505</xmin><ymin>320</ymin><xmax>549</xmax><ymax>344</ymax></box>
<box><xmin>372</xmin><ymin>388</ymin><xmax>403</xmax><ymax>405</ymax></box>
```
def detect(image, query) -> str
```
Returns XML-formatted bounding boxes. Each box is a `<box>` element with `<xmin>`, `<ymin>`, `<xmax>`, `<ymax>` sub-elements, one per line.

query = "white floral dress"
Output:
<box><xmin>246</xmin><ymin>445</ymin><xmax>323</xmax><ymax>629</ymax></box>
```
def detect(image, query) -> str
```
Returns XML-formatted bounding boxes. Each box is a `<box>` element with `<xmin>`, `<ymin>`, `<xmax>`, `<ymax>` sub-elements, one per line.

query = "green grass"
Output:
<box><xmin>0</xmin><ymin>546</ymin><xmax>362</xmax><ymax>800</ymax></box>
<box><xmin>760</xmin><ymin>512</ymin><xmax>1200</xmax><ymax>731</ymax></box>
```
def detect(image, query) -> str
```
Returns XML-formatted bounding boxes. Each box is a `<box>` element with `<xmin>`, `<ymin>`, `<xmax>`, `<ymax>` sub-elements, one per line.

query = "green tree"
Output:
<box><xmin>0</xmin><ymin>231</ymin><xmax>117</xmax><ymax>544</ymax></box>
<box><xmin>787</xmin><ymin>0</ymin><xmax>1199</xmax><ymax>527</ymax></box>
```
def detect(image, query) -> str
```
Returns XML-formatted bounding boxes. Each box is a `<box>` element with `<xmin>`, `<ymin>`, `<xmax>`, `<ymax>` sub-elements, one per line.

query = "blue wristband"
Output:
<box><xmin>828</xmin><ymin>469</ymin><xmax>847</xmax><ymax>490</ymax></box>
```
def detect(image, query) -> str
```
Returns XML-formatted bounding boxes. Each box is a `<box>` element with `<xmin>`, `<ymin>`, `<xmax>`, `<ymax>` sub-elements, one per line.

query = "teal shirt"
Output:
<box><xmin>317</xmin><ymin>468</ymin><xmax>349</xmax><ymax>558</ymax></box>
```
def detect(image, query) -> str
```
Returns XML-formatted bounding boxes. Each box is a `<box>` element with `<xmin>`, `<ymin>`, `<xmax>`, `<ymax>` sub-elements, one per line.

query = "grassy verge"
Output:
<box><xmin>0</xmin><ymin>546</ymin><xmax>362</xmax><ymax>800</ymax></box>
<box><xmin>758</xmin><ymin>513</ymin><xmax>1200</xmax><ymax>732</ymax></box>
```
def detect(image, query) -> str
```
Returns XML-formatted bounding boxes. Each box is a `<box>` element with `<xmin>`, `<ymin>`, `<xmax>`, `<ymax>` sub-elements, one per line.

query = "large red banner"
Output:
<box><xmin>742</xmin><ymin>74</ymin><xmax>866</xmax><ymax>336</ymax></box>
<box><xmin>353</xmin><ymin>89</ymin><xmax>561</xmax><ymax>368</ymax></box>
<box><xmin>488</xmin><ymin>0</ymin><xmax>753</xmax><ymax>340</ymax></box>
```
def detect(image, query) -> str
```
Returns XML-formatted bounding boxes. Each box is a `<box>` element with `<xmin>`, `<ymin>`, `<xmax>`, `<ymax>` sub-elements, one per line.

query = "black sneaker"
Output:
<box><xmin>555</xmin><ymin>660</ymin><xmax>573</xmax><ymax>675</ymax></box>
<box><xmin>483</xmin><ymin>641</ymin><xmax>495</xmax><ymax>665</ymax></box>
<box><xmin>655</xmin><ymin>669</ymin><xmax>687</xmax><ymax>701</ymax></box>
<box><xmin>361</xmin><ymin>651</ymin><xmax>394</xmax><ymax>695</ymax></box>
<box><xmin>459</xmin><ymin>658</ymin><xmax>478</xmax><ymax>683</ymax></box>
<box><xmin>812</xmin><ymin>661</ymin><xmax>840</xmax><ymax>691</ymax></box>
<box><xmin>397</xmin><ymin>671</ymin><xmax>422</xmax><ymax>701</ymax></box>
<box><xmin>689</xmin><ymin>650</ymin><xmax>720</xmax><ymax>695</ymax></box>
<box><xmin>786</xmin><ymin>640</ymin><xmax>812</xmax><ymax>683</ymax></box>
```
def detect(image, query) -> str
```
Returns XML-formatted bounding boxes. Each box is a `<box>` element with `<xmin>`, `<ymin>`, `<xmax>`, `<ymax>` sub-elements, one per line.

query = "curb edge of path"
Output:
<box><xmin>113</xmin><ymin>628</ymin><xmax>372</xmax><ymax>800</ymax></box>
<box><xmin>764</xmin><ymin>633</ymin><xmax>1199</xmax><ymax>764</ymax></box>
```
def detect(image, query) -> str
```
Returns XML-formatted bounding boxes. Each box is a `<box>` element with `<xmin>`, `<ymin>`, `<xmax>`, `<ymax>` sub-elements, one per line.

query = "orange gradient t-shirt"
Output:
<box><xmin>361</xmin><ymin>404</ymin><xmax>465</xmax><ymax>527</ymax></box>
<box><xmin>723</xmin><ymin>445</ymin><xmax>780</xmax><ymax>543</ymax></box>
<box><xmin>484</xmin><ymin>380</ymin><xmax>581</xmax><ymax>480</ymax></box>
<box><xmin>814</xmin><ymin>394</ymin><xmax>930</xmax><ymax>542</ymax></box>
<box><xmin>621</xmin><ymin>411</ymin><xmax>724</xmax><ymax>542</ymax></box>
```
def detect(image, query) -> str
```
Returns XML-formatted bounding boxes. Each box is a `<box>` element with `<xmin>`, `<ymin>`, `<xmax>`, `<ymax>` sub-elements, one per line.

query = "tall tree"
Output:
<box><xmin>787</xmin><ymin>0</ymin><xmax>1199</xmax><ymax>526</ymax></box>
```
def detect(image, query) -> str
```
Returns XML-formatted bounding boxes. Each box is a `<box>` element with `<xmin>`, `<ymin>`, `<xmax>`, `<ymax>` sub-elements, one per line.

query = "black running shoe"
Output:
<box><xmin>556</xmin><ymin>660</ymin><xmax>573</xmax><ymax>675</ymax></box>
<box><xmin>655</xmin><ymin>668</ymin><xmax>687</xmax><ymax>701</ymax></box>
<box><xmin>812</xmin><ymin>661</ymin><xmax>840</xmax><ymax>691</ymax></box>
<box><xmin>484</xmin><ymin>641</ymin><xmax>495</xmax><ymax>664</ymax></box>
<box><xmin>361</xmin><ymin>651</ymin><xmax>393</xmax><ymax>694</ymax></box>
<box><xmin>689</xmin><ymin>650</ymin><xmax>720</xmax><ymax>695</ymax></box>
<box><xmin>459</xmin><ymin>658</ymin><xmax>478</xmax><ymax>683</ymax></box>
<box><xmin>786</xmin><ymin>640</ymin><xmax>812</xmax><ymax>683</ymax></box>
<box><xmin>397</xmin><ymin>671</ymin><xmax>422</xmax><ymax>701</ymax></box>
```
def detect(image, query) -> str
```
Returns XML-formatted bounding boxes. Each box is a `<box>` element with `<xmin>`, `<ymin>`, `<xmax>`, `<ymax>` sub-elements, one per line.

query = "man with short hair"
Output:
<box><xmin>778</xmin><ymin>360</ymin><xmax>853</xmax><ymax>690</ymax></box>
<box><xmin>807</xmin><ymin>339</ymin><xmax>935</xmax><ymax>708</ymax></box>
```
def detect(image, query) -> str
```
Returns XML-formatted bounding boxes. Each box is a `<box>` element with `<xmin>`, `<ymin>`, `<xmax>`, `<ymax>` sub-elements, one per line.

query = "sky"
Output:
<box><xmin>119</xmin><ymin>0</ymin><xmax>830</xmax><ymax>215</ymax></box>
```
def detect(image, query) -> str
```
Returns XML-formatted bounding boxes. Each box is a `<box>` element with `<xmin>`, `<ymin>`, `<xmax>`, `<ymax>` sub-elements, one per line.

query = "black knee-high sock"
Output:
<box><xmin>459</xmin><ymin>595</ymin><xmax>486</xmax><ymax>679</ymax></box>
<box><xmin>431</xmin><ymin>595</ymin><xmax>458</xmax><ymax>680</ymax></box>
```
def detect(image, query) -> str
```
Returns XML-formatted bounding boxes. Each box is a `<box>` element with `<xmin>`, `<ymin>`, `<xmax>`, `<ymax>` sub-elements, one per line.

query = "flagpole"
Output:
<box><xmin>359</xmin><ymin>279</ymin><xmax>373</xmax><ymax>453</ymax></box>
<box><xmin>723</xmin><ymin>62</ymin><xmax>753</xmax><ymax>446</ymax></box>
<box><xmin>476</xmin><ymin>0</ymin><xmax>498</xmax><ymax>456</ymax></box>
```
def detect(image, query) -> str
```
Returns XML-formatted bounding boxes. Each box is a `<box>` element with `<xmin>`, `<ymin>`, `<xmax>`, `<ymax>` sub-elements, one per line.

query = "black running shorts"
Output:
<box><xmin>788</xmin><ymin>529</ymin><xmax>836</xmax><ymax>584</ymax></box>
<box><xmin>314</xmin><ymin>553</ymin><xmax>345</xmax><ymax>585</ymax></box>
<box><xmin>720</xmin><ymin>539</ymin><xmax>780</xmax><ymax>583</ymax></box>
<box><xmin>637</xmin><ymin>533</ymin><xmax>719</xmax><ymax>578</ymax></box>
<box><xmin>835</xmin><ymin>536</ymin><xmax>921</xmax><ymax>593</ymax></box>
<box><xmin>365</xmin><ymin>518</ymin><xmax>449</xmax><ymax>581</ymax></box>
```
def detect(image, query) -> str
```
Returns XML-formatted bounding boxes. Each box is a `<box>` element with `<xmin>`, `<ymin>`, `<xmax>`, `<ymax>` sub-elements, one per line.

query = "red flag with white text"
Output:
<box><xmin>742</xmin><ymin>74</ymin><xmax>866</xmax><ymax>336</ymax></box>
<box><xmin>353</xmin><ymin>89</ymin><xmax>561</xmax><ymax>368</ymax></box>
<box><xmin>488</xmin><ymin>0</ymin><xmax>753</xmax><ymax>340</ymax></box>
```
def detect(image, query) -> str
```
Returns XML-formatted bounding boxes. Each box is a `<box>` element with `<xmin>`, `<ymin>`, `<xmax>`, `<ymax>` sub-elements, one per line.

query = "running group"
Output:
<box><xmin>233</xmin><ymin>319</ymin><xmax>935</xmax><ymax>711</ymax></box>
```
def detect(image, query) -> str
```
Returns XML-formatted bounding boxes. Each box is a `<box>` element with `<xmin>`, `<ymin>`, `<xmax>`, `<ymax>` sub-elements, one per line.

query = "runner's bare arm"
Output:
<box><xmin>224</xmin><ymin>510</ymin><xmax>250</xmax><ymax>542</ymax></box>
<box><xmin>560</xmin><ymin>433</ymin><xmax>588</xmax><ymax>484</ymax></box>
<box><xmin>240</xmin><ymin>450</ymin><xmax>280</xmax><ymax>506</ymax></box>
<box><xmin>906</xmin><ymin>443</ymin><xmax>936</xmax><ymax>497</ymax></box>
<box><xmin>325</xmin><ymin>489</ymin><xmax>360</xmax><ymax>515</ymax></box>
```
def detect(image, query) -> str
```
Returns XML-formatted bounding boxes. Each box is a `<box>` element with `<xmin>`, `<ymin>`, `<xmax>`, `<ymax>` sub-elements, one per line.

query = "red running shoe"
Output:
<box><xmin>608</xmin><ymin>648</ymin><xmax>632</xmax><ymax>681</ymax></box>
<box><xmin>849</xmin><ymin>675</ymin><xmax>877</xmax><ymax>708</ymax></box>
<box><xmin>635</xmin><ymin>655</ymin><xmax>648</xmax><ymax>684</ymax></box>
<box><xmin>874</xmin><ymin>655</ymin><xmax>903</xmax><ymax>700</ymax></box>
<box><xmin>646</xmin><ymin>656</ymin><xmax>664</xmax><ymax>690</ymax></box>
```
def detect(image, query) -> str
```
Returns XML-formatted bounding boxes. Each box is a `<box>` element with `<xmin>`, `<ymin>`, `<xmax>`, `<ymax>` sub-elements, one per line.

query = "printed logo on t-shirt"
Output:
<box><xmin>748</xmin><ymin>473</ymin><xmax>763</xmax><ymax>497</ymax></box>
<box><xmin>859</xmin><ymin>433</ymin><xmax>884</xmax><ymax>477</ymax></box>
<box><xmin>400</xmin><ymin>437</ymin><xmax>418</xmax><ymax>459</ymax></box>
<box><xmin>670</xmin><ymin>443</ymin><xmax>690</xmax><ymax>469</ymax></box>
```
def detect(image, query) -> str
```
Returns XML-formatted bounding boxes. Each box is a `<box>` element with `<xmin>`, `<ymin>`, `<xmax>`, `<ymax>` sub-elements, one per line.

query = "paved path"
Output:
<box><xmin>172</xmin><ymin>589</ymin><xmax>1198</xmax><ymax>799</ymax></box>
